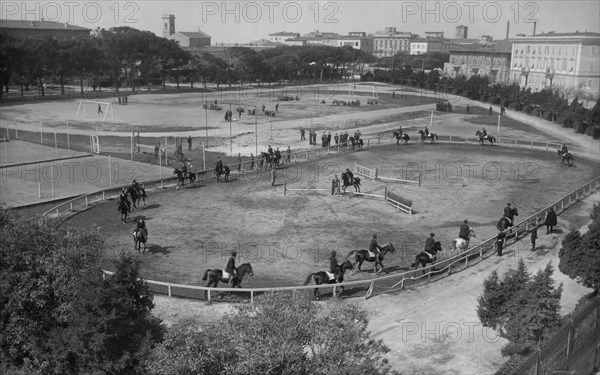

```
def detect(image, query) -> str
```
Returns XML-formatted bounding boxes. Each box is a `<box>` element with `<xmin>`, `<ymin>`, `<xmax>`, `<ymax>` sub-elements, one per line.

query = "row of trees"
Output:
<box><xmin>478</xmin><ymin>203</ymin><xmax>599</xmax><ymax>374</ymax></box>
<box><xmin>0</xmin><ymin>26</ymin><xmax>377</xmax><ymax>98</ymax></box>
<box><xmin>0</xmin><ymin>208</ymin><xmax>395</xmax><ymax>374</ymax></box>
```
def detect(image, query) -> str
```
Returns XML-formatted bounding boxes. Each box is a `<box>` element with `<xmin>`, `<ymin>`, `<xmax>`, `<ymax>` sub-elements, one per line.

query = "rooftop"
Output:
<box><xmin>0</xmin><ymin>19</ymin><xmax>90</xmax><ymax>31</ymax></box>
<box><xmin>178</xmin><ymin>31</ymin><xmax>211</xmax><ymax>39</ymax></box>
<box><xmin>450</xmin><ymin>40</ymin><xmax>514</xmax><ymax>53</ymax></box>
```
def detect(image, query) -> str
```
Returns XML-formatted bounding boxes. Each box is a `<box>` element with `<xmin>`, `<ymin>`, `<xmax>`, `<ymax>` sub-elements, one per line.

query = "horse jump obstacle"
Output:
<box><xmin>354</xmin><ymin>163</ymin><xmax>420</xmax><ymax>187</ymax></box>
<box><xmin>348</xmin><ymin>187</ymin><xmax>414</xmax><ymax>214</ymax></box>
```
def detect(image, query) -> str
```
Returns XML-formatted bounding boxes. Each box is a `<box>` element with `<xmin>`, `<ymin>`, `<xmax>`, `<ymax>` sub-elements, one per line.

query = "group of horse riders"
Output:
<box><xmin>118</xmin><ymin>180</ymin><xmax>147</xmax><ymax>212</ymax></box>
<box><xmin>327</xmin><ymin>233</ymin><xmax>384</xmax><ymax>282</ymax></box>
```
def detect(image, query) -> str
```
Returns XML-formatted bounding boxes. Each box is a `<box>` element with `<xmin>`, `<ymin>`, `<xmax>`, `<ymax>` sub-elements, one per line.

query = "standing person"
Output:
<box><xmin>154</xmin><ymin>143</ymin><xmax>159</xmax><ymax>160</ymax></box>
<box><xmin>274</xmin><ymin>148</ymin><xmax>281</xmax><ymax>166</ymax></box>
<box><xmin>237</xmin><ymin>153</ymin><xmax>242</xmax><ymax>172</ymax></box>
<box><xmin>496</xmin><ymin>232</ymin><xmax>506</xmax><ymax>257</ymax></box>
<box><xmin>268</xmin><ymin>145</ymin><xmax>273</xmax><ymax>157</ymax></box>
<box><xmin>225</xmin><ymin>251</ymin><xmax>238</xmax><ymax>286</ymax></box>
<box><xmin>334</xmin><ymin>133</ymin><xmax>339</xmax><ymax>145</ymax></box>
<box><xmin>488</xmin><ymin>106</ymin><xmax>493</xmax><ymax>115</ymax></box>
<box><xmin>97</xmin><ymin>103</ymin><xmax>103</xmax><ymax>114</ymax></box>
<box><xmin>275</xmin><ymin>103</ymin><xmax>279</xmax><ymax>112</ymax></box>
<box><xmin>187</xmin><ymin>136</ymin><xmax>192</xmax><ymax>151</ymax></box>
<box><xmin>530</xmin><ymin>225</ymin><xmax>538</xmax><ymax>251</ymax></box>
<box><xmin>286</xmin><ymin>146</ymin><xmax>291</xmax><ymax>163</ymax></box>
<box><xmin>466</xmin><ymin>104</ymin><xmax>470</xmax><ymax>114</ymax></box>
<box><xmin>331</xmin><ymin>174</ymin><xmax>340</xmax><ymax>195</ymax></box>
<box><xmin>327</xmin><ymin>132</ymin><xmax>332</xmax><ymax>146</ymax></box>
<box><xmin>301</xmin><ymin>127</ymin><xmax>305</xmax><ymax>141</ymax></box>
<box><xmin>249</xmin><ymin>153</ymin><xmax>255</xmax><ymax>170</ymax></box>
<box><xmin>544</xmin><ymin>208</ymin><xmax>557</xmax><ymax>234</ymax></box>
<box><xmin>270</xmin><ymin>164</ymin><xmax>276</xmax><ymax>186</ymax></box>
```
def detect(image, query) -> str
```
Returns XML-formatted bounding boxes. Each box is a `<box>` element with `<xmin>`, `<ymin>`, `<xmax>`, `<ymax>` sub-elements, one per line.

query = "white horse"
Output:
<box><xmin>452</xmin><ymin>228</ymin><xmax>476</xmax><ymax>253</ymax></box>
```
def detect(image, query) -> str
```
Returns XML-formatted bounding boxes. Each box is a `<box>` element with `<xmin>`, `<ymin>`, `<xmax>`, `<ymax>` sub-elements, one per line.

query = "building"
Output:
<box><xmin>334</xmin><ymin>34</ymin><xmax>374</xmax><ymax>53</ymax></box>
<box><xmin>0</xmin><ymin>19</ymin><xmax>91</xmax><ymax>40</ymax></box>
<box><xmin>508</xmin><ymin>31</ymin><xmax>600</xmax><ymax>96</ymax></box>
<box><xmin>410</xmin><ymin>38</ymin><xmax>444</xmax><ymax>55</ymax></box>
<box><xmin>455</xmin><ymin>25</ymin><xmax>468</xmax><ymax>39</ymax></box>
<box><xmin>371</xmin><ymin>27</ymin><xmax>414</xmax><ymax>58</ymax></box>
<box><xmin>268</xmin><ymin>31</ymin><xmax>300</xmax><ymax>45</ymax></box>
<box><xmin>443</xmin><ymin>39</ymin><xmax>513</xmax><ymax>83</ymax></box>
<box><xmin>424</xmin><ymin>31</ymin><xmax>444</xmax><ymax>39</ymax></box>
<box><xmin>161</xmin><ymin>14</ymin><xmax>211</xmax><ymax>51</ymax></box>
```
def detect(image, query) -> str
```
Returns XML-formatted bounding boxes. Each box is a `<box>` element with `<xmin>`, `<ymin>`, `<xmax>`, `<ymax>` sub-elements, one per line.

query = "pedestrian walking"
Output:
<box><xmin>187</xmin><ymin>136</ymin><xmax>192</xmax><ymax>151</ymax></box>
<box><xmin>98</xmin><ymin>104</ymin><xmax>103</xmax><ymax>114</ymax></box>
<box><xmin>249</xmin><ymin>153</ymin><xmax>254</xmax><ymax>170</ymax></box>
<box><xmin>237</xmin><ymin>153</ymin><xmax>242</xmax><ymax>172</ymax></box>
<box><xmin>496</xmin><ymin>232</ymin><xmax>506</xmax><ymax>257</ymax></box>
<box><xmin>270</xmin><ymin>165</ymin><xmax>276</xmax><ymax>186</ymax></box>
<box><xmin>530</xmin><ymin>225</ymin><xmax>538</xmax><ymax>251</ymax></box>
<box><xmin>286</xmin><ymin>146</ymin><xmax>291</xmax><ymax>163</ymax></box>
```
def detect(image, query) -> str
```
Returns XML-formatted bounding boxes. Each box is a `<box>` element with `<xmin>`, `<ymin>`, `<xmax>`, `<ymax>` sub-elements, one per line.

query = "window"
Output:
<box><xmin>562</xmin><ymin>60</ymin><xmax>567</xmax><ymax>71</ymax></box>
<box><xmin>526</xmin><ymin>45</ymin><xmax>530</xmax><ymax>53</ymax></box>
<box><xmin>559</xmin><ymin>46</ymin><xmax>562</xmax><ymax>55</ymax></box>
<box><xmin>544</xmin><ymin>46</ymin><xmax>549</xmax><ymax>55</ymax></box>
<box><xmin>588</xmin><ymin>79</ymin><xmax>593</xmax><ymax>88</ymax></box>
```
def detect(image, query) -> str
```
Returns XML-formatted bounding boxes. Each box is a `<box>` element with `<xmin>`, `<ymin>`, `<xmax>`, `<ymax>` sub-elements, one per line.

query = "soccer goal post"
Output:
<box><xmin>76</xmin><ymin>100</ymin><xmax>114</xmax><ymax>122</ymax></box>
<box><xmin>348</xmin><ymin>84</ymin><xmax>377</xmax><ymax>97</ymax></box>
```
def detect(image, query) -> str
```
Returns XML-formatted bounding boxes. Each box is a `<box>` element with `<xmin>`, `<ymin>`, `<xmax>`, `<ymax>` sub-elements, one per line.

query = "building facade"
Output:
<box><xmin>410</xmin><ymin>38</ymin><xmax>444</xmax><ymax>55</ymax></box>
<box><xmin>268</xmin><ymin>31</ymin><xmax>300</xmax><ymax>45</ymax></box>
<box><xmin>0</xmin><ymin>19</ymin><xmax>90</xmax><ymax>40</ymax></box>
<box><xmin>371</xmin><ymin>27</ymin><xmax>413</xmax><ymax>58</ymax></box>
<box><xmin>508</xmin><ymin>32</ymin><xmax>600</xmax><ymax>97</ymax></box>
<box><xmin>443</xmin><ymin>40</ymin><xmax>513</xmax><ymax>83</ymax></box>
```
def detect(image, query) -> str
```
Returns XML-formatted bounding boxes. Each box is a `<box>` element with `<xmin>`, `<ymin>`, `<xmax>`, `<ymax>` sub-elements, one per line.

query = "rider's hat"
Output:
<box><xmin>231</xmin><ymin>251</ymin><xmax>237</xmax><ymax>256</ymax></box>
<box><xmin>430</xmin><ymin>233</ymin><xmax>435</xmax><ymax>237</ymax></box>
<box><xmin>463</xmin><ymin>219</ymin><xmax>468</xmax><ymax>223</ymax></box>
<box><xmin>330</xmin><ymin>251</ymin><xmax>336</xmax><ymax>256</ymax></box>
<box><xmin>373</xmin><ymin>234</ymin><xmax>377</xmax><ymax>238</ymax></box>
<box><xmin>507</xmin><ymin>203</ymin><xmax>511</xmax><ymax>206</ymax></box>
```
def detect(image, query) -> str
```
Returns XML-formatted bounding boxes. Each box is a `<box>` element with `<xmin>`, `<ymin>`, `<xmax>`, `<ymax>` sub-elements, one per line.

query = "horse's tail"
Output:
<box><xmin>303</xmin><ymin>273</ymin><xmax>315</xmax><ymax>286</ymax></box>
<box><xmin>202</xmin><ymin>269</ymin><xmax>210</xmax><ymax>281</ymax></box>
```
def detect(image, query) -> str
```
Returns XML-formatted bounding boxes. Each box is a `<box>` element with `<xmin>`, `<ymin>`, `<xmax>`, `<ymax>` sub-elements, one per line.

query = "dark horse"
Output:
<box><xmin>259</xmin><ymin>152</ymin><xmax>272</xmax><ymax>169</ymax></box>
<box><xmin>345</xmin><ymin>243</ymin><xmax>396</xmax><ymax>273</ymax></box>
<box><xmin>349</xmin><ymin>136</ymin><xmax>363</xmax><ymax>151</ymax></box>
<box><xmin>303</xmin><ymin>260</ymin><xmax>354</xmax><ymax>299</ymax></box>
<box><xmin>117</xmin><ymin>201</ymin><xmax>129</xmax><ymax>222</ymax></box>
<box><xmin>558</xmin><ymin>150</ymin><xmax>575</xmax><ymax>167</ymax></box>
<box><xmin>202</xmin><ymin>263</ymin><xmax>253</xmax><ymax>288</ymax></box>
<box><xmin>215</xmin><ymin>165</ymin><xmax>230</xmax><ymax>183</ymax></box>
<box><xmin>393</xmin><ymin>131</ymin><xmax>410</xmax><ymax>145</ymax></box>
<box><xmin>411</xmin><ymin>241</ymin><xmax>443</xmax><ymax>272</ymax></box>
<box><xmin>126</xmin><ymin>186</ymin><xmax>139</xmax><ymax>209</ymax></box>
<box><xmin>418</xmin><ymin>129</ymin><xmax>438</xmax><ymax>144</ymax></box>
<box><xmin>173</xmin><ymin>168</ymin><xmax>186</xmax><ymax>188</ymax></box>
<box><xmin>476</xmin><ymin>130</ymin><xmax>496</xmax><ymax>145</ymax></box>
<box><xmin>497</xmin><ymin>216</ymin><xmax>516</xmax><ymax>232</ymax></box>
<box><xmin>133</xmin><ymin>228</ymin><xmax>147</xmax><ymax>253</ymax></box>
<box><xmin>341</xmin><ymin>172</ymin><xmax>361</xmax><ymax>193</ymax></box>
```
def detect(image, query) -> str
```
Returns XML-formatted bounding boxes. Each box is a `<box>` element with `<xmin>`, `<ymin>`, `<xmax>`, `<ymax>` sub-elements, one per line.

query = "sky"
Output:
<box><xmin>2</xmin><ymin>1</ymin><xmax>599</xmax><ymax>43</ymax></box>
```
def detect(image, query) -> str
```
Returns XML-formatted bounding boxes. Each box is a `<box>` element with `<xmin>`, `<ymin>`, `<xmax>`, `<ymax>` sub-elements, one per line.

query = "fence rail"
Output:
<box><xmin>44</xmin><ymin>134</ymin><xmax>599</xmax><ymax>306</ymax></box>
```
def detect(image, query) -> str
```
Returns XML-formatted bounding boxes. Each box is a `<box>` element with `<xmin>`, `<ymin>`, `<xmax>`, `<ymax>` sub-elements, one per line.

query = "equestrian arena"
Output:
<box><xmin>2</xmin><ymin>83</ymin><xmax>599</xmax><ymax>374</ymax></box>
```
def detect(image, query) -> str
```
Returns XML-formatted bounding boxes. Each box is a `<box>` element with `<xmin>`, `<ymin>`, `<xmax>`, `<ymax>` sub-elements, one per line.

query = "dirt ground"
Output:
<box><xmin>3</xmin><ymin>82</ymin><xmax>599</xmax><ymax>374</ymax></box>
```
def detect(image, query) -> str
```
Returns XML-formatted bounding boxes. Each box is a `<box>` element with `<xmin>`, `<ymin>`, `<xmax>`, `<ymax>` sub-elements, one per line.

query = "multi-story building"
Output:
<box><xmin>0</xmin><ymin>19</ymin><xmax>91</xmax><ymax>40</ymax></box>
<box><xmin>508</xmin><ymin>31</ymin><xmax>600</xmax><ymax>96</ymax></box>
<box><xmin>410</xmin><ymin>38</ymin><xmax>444</xmax><ymax>55</ymax></box>
<box><xmin>371</xmin><ymin>27</ymin><xmax>413</xmax><ymax>58</ymax></box>
<box><xmin>268</xmin><ymin>31</ymin><xmax>300</xmax><ymax>45</ymax></box>
<box><xmin>443</xmin><ymin>39</ymin><xmax>513</xmax><ymax>83</ymax></box>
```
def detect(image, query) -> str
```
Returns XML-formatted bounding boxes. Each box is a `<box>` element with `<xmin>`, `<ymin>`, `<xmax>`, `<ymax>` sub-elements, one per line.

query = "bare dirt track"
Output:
<box><xmin>72</xmin><ymin>142</ymin><xmax>598</xmax><ymax>290</ymax></box>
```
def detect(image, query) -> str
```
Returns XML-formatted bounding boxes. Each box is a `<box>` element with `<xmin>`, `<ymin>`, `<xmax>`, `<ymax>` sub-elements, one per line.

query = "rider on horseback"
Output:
<box><xmin>329</xmin><ymin>251</ymin><xmax>340</xmax><ymax>282</ymax></box>
<box><xmin>504</xmin><ymin>203</ymin><xmax>517</xmax><ymax>226</ymax></box>
<box><xmin>424</xmin><ymin>233</ymin><xmax>436</xmax><ymax>260</ymax></box>
<box><xmin>424</xmin><ymin>127</ymin><xmax>429</xmax><ymax>137</ymax></box>
<box><xmin>560</xmin><ymin>143</ymin><xmax>568</xmax><ymax>155</ymax></box>
<box><xmin>119</xmin><ymin>188</ymin><xmax>131</xmax><ymax>212</ymax></box>
<box><xmin>132</xmin><ymin>179</ymin><xmax>140</xmax><ymax>192</ymax></box>
<box><xmin>215</xmin><ymin>157</ymin><xmax>223</xmax><ymax>174</ymax></box>
<box><xmin>459</xmin><ymin>220</ymin><xmax>470</xmax><ymax>243</ymax></box>
<box><xmin>225</xmin><ymin>251</ymin><xmax>238</xmax><ymax>286</ymax></box>
<box><xmin>136</xmin><ymin>218</ymin><xmax>147</xmax><ymax>237</ymax></box>
<box><xmin>370</xmin><ymin>234</ymin><xmax>382</xmax><ymax>257</ymax></box>
<box><xmin>481</xmin><ymin>128</ymin><xmax>487</xmax><ymax>138</ymax></box>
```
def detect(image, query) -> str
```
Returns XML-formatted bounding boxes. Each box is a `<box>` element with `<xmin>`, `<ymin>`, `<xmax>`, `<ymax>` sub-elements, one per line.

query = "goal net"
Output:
<box><xmin>76</xmin><ymin>100</ymin><xmax>114</xmax><ymax>122</ymax></box>
<box><xmin>348</xmin><ymin>84</ymin><xmax>377</xmax><ymax>97</ymax></box>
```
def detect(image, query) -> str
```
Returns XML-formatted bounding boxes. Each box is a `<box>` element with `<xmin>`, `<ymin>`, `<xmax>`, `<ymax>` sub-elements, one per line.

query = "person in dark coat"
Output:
<box><xmin>496</xmin><ymin>232</ymin><xmax>506</xmax><ymax>256</ymax></box>
<box><xmin>530</xmin><ymin>225</ymin><xmax>538</xmax><ymax>251</ymax></box>
<box><xmin>369</xmin><ymin>234</ymin><xmax>382</xmax><ymax>256</ymax></box>
<box><xmin>329</xmin><ymin>251</ymin><xmax>340</xmax><ymax>281</ymax></box>
<box><xmin>544</xmin><ymin>208</ymin><xmax>557</xmax><ymax>234</ymax></box>
<box><xmin>459</xmin><ymin>220</ymin><xmax>470</xmax><ymax>241</ymax></box>
<box><xmin>225</xmin><ymin>251</ymin><xmax>238</xmax><ymax>285</ymax></box>
<box><xmin>424</xmin><ymin>233</ymin><xmax>436</xmax><ymax>259</ymax></box>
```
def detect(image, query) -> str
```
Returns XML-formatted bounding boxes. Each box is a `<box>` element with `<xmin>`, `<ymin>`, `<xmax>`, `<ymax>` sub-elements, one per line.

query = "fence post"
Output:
<box><xmin>250</xmin><ymin>290</ymin><xmax>254</xmax><ymax>303</ymax></box>
<box><xmin>168</xmin><ymin>285</ymin><xmax>172</xmax><ymax>298</ymax></box>
<box><xmin>332</xmin><ymin>285</ymin><xmax>337</xmax><ymax>298</ymax></box>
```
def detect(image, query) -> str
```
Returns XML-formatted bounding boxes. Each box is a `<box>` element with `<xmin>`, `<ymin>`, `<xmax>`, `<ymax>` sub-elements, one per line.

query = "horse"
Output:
<box><xmin>133</xmin><ymin>228</ymin><xmax>147</xmax><ymax>253</ymax></box>
<box><xmin>451</xmin><ymin>228</ymin><xmax>476</xmax><ymax>253</ymax></box>
<box><xmin>559</xmin><ymin>151</ymin><xmax>575</xmax><ymax>167</ymax></box>
<box><xmin>173</xmin><ymin>168</ymin><xmax>186</xmax><ymax>188</ymax></box>
<box><xmin>418</xmin><ymin>129</ymin><xmax>438</xmax><ymax>144</ymax></box>
<box><xmin>475</xmin><ymin>131</ymin><xmax>496</xmax><ymax>145</ymax></box>
<box><xmin>259</xmin><ymin>152</ymin><xmax>272</xmax><ymax>169</ymax></box>
<box><xmin>411</xmin><ymin>241</ymin><xmax>443</xmax><ymax>271</ymax></box>
<box><xmin>126</xmin><ymin>186</ymin><xmax>139</xmax><ymax>209</ymax></box>
<box><xmin>202</xmin><ymin>263</ymin><xmax>253</xmax><ymax>289</ymax></box>
<box><xmin>345</xmin><ymin>243</ymin><xmax>396</xmax><ymax>273</ymax></box>
<box><xmin>393</xmin><ymin>131</ymin><xmax>410</xmax><ymax>145</ymax></box>
<box><xmin>117</xmin><ymin>201</ymin><xmax>129</xmax><ymax>222</ymax></box>
<box><xmin>341</xmin><ymin>172</ymin><xmax>361</xmax><ymax>193</ymax></box>
<box><xmin>349</xmin><ymin>136</ymin><xmax>363</xmax><ymax>151</ymax></box>
<box><xmin>303</xmin><ymin>260</ymin><xmax>354</xmax><ymax>299</ymax></box>
<box><xmin>215</xmin><ymin>165</ymin><xmax>230</xmax><ymax>183</ymax></box>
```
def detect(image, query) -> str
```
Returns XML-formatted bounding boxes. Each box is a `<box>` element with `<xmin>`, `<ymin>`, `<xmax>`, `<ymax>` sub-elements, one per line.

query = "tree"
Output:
<box><xmin>149</xmin><ymin>291</ymin><xmax>397</xmax><ymax>375</ymax></box>
<box><xmin>477</xmin><ymin>260</ymin><xmax>562</xmax><ymax>356</ymax></box>
<box><xmin>559</xmin><ymin>203</ymin><xmax>600</xmax><ymax>292</ymax></box>
<box><xmin>0</xmin><ymin>209</ymin><xmax>163</xmax><ymax>374</ymax></box>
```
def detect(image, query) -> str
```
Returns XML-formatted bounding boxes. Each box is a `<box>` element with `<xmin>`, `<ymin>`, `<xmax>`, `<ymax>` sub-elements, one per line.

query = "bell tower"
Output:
<box><xmin>162</xmin><ymin>14</ymin><xmax>175</xmax><ymax>37</ymax></box>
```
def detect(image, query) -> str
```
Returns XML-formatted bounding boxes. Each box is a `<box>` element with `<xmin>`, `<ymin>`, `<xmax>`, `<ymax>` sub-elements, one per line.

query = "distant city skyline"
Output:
<box><xmin>1</xmin><ymin>1</ymin><xmax>599</xmax><ymax>43</ymax></box>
